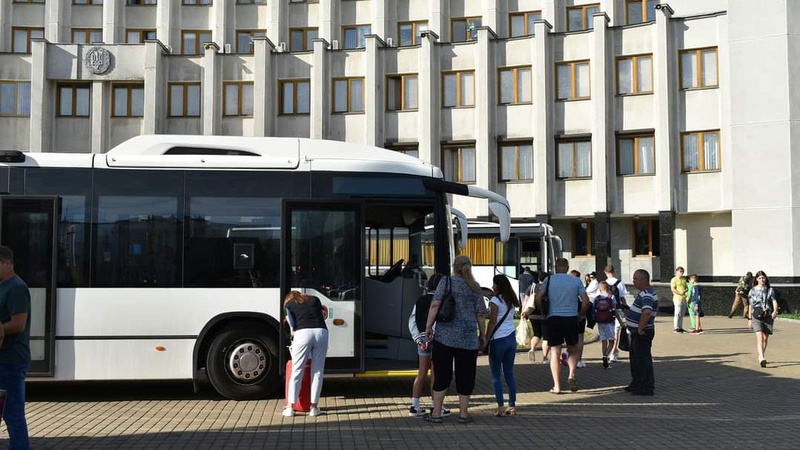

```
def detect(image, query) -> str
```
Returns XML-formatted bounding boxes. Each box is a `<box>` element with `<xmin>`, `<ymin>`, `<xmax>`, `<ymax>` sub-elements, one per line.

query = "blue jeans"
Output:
<box><xmin>488</xmin><ymin>333</ymin><xmax>517</xmax><ymax>407</ymax></box>
<box><xmin>0</xmin><ymin>363</ymin><xmax>30</xmax><ymax>450</ymax></box>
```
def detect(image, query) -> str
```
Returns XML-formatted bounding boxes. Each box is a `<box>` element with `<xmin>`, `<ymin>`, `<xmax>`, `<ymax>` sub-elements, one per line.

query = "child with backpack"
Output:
<box><xmin>593</xmin><ymin>281</ymin><xmax>620</xmax><ymax>368</ymax></box>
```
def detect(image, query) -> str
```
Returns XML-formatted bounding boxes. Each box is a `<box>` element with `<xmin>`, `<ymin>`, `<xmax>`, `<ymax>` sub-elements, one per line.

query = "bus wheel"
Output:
<box><xmin>206</xmin><ymin>324</ymin><xmax>279</xmax><ymax>400</ymax></box>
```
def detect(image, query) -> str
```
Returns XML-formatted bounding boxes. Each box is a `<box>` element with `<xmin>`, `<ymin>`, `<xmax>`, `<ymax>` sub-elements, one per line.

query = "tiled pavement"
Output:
<box><xmin>8</xmin><ymin>316</ymin><xmax>800</xmax><ymax>449</ymax></box>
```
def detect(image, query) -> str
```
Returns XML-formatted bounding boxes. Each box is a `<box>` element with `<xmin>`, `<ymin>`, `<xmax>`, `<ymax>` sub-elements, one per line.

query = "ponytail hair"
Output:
<box><xmin>284</xmin><ymin>290</ymin><xmax>309</xmax><ymax>306</ymax></box>
<box><xmin>454</xmin><ymin>254</ymin><xmax>482</xmax><ymax>294</ymax></box>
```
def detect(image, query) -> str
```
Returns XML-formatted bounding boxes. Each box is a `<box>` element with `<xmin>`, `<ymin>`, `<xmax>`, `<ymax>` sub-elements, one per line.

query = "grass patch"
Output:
<box><xmin>778</xmin><ymin>312</ymin><xmax>800</xmax><ymax>320</ymax></box>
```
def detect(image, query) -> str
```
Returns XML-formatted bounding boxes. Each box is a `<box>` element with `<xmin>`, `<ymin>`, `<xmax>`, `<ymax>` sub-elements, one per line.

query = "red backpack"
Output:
<box><xmin>594</xmin><ymin>294</ymin><xmax>614</xmax><ymax>323</ymax></box>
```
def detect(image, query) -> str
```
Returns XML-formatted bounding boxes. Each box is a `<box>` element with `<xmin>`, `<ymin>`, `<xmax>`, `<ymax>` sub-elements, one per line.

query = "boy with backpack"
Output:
<box><xmin>594</xmin><ymin>281</ymin><xmax>620</xmax><ymax>368</ymax></box>
<box><xmin>687</xmin><ymin>274</ymin><xmax>704</xmax><ymax>334</ymax></box>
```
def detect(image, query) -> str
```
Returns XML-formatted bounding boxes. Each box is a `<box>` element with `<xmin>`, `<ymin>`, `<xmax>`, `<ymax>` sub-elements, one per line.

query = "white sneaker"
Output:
<box><xmin>576</xmin><ymin>360</ymin><xmax>586</xmax><ymax>368</ymax></box>
<box><xmin>309</xmin><ymin>406</ymin><xmax>323</xmax><ymax>417</ymax></box>
<box><xmin>610</xmin><ymin>353</ymin><xmax>619</xmax><ymax>362</ymax></box>
<box><xmin>282</xmin><ymin>406</ymin><xmax>295</xmax><ymax>417</ymax></box>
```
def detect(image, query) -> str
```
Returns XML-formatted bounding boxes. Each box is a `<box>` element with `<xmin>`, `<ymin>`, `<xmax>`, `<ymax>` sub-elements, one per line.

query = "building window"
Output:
<box><xmin>0</xmin><ymin>81</ymin><xmax>31</xmax><ymax>117</ymax></box>
<box><xmin>112</xmin><ymin>84</ymin><xmax>145</xmax><ymax>117</ymax></box>
<box><xmin>126</xmin><ymin>29</ymin><xmax>157</xmax><ymax>43</ymax></box>
<box><xmin>509</xmin><ymin>11</ymin><xmax>541</xmax><ymax>37</ymax></box>
<box><xmin>617</xmin><ymin>54</ymin><xmax>652</xmax><ymax>95</ymax></box>
<box><xmin>127</xmin><ymin>0</ymin><xmax>157</xmax><ymax>4</ymax></box>
<box><xmin>12</xmin><ymin>27</ymin><xmax>44</xmax><ymax>54</ymax></box>
<box><xmin>14</xmin><ymin>0</ymin><xmax>45</xmax><ymax>3</ymax></box>
<box><xmin>236</xmin><ymin>30</ymin><xmax>266</xmax><ymax>54</ymax></box>
<box><xmin>498</xmin><ymin>142</ymin><xmax>533</xmax><ymax>182</ymax></box>
<box><xmin>452</xmin><ymin>17</ymin><xmax>481</xmax><ymax>42</ymax></box>
<box><xmin>387</xmin><ymin>74</ymin><xmax>418</xmax><ymax>111</ymax></box>
<box><xmin>57</xmin><ymin>83</ymin><xmax>91</xmax><ymax>117</ymax></box>
<box><xmin>557</xmin><ymin>141</ymin><xmax>591</xmax><ymax>179</ymax></box>
<box><xmin>618</xmin><ymin>135</ymin><xmax>655</xmax><ymax>175</ymax></box>
<box><xmin>289</xmin><ymin>28</ymin><xmax>318</xmax><ymax>52</ymax></box>
<box><xmin>237</xmin><ymin>0</ymin><xmax>266</xmax><ymax>3</ymax></box>
<box><xmin>342</xmin><ymin>25</ymin><xmax>371</xmax><ymax>49</ymax></box>
<box><xmin>279</xmin><ymin>79</ymin><xmax>310</xmax><ymax>115</ymax></box>
<box><xmin>556</xmin><ymin>61</ymin><xmax>590</xmax><ymax>100</ymax></box>
<box><xmin>168</xmin><ymin>82</ymin><xmax>200</xmax><ymax>117</ymax></box>
<box><xmin>183</xmin><ymin>0</ymin><xmax>212</xmax><ymax>4</ymax></box>
<box><xmin>626</xmin><ymin>0</ymin><xmax>657</xmax><ymax>24</ymax></box>
<box><xmin>73</xmin><ymin>0</ymin><xmax>104</xmax><ymax>4</ymax></box>
<box><xmin>567</xmin><ymin>4</ymin><xmax>601</xmax><ymax>31</ymax></box>
<box><xmin>633</xmin><ymin>219</ymin><xmax>660</xmax><ymax>256</ymax></box>
<box><xmin>499</xmin><ymin>66</ymin><xmax>532</xmax><ymax>104</ymax></box>
<box><xmin>441</xmin><ymin>145</ymin><xmax>476</xmax><ymax>183</ymax></box>
<box><xmin>681</xmin><ymin>130</ymin><xmax>720</xmax><ymax>172</ymax></box>
<box><xmin>442</xmin><ymin>71</ymin><xmax>475</xmax><ymax>108</ymax></box>
<box><xmin>386</xmin><ymin>144</ymin><xmax>419</xmax><ymax>159</ymax></box>
<box><xmin>681</xmin><ymin>47</ymin><xmax>718</xmax><ymax>89</ymax></box>
<box><xmin>332</xmin><ymin>78</ymin><xmax>364</xmax><ymax>113</ymax></box>
<box><xmin>572</xmin><ymin>221</ymin><xmax>593</xmax><ymax>256</ymax></box>
<box><xmin>182</xmin><ymin>30</ymin><xmax>212</xmax><ymax>55</ymax></box>
<box><xmin>398</xmin><ymin>21</ymin><xmax>428</xmax><ymax>46</ymax></box>
<box><xmin>71</xmin><ymin>28</ymin><xmax>103</xmax><ymax>44</ymax></box>
<box><xmin>223</xmin><ymin>82</ymin><xmax>254</xmax><ymax>116</ymax></box>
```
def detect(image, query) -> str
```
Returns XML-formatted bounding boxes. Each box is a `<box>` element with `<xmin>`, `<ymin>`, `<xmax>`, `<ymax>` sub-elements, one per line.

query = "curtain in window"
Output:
<box><xmin>557</xmin><ymin>65</ymin><xmax>571</xmax><ymax>99</ymax></box>
<box><xmin>500</xmin><ymin>70</ymin><xmax>514</xmax><ymax>104</ymax></box>
<box><xmin>399</xmin><ymin>24</ymin><xmax>413</xmax><ymax>46</ymax></box>
<box><xmin>461</xmin><ymin>73</ymin><xmax>474</xmax><ymax>106</ymax></box>
<box><xmin>186</xmin><ymin>85</ymin><xmax>200</xmax><ymax>116</ymax></box>
<box><xmin>518</xmin><ymin>68</ymin><xmax>532</xmax><ymax>102</ymax></box>
<box><xmin>558</xmin><ymin>143</ymin><xmax>573</xmax><ymax>178</ymax></box>
<box><xmin>576</xmin><ymin>64</ymin><xmax>590</xmax><ymax>97</ymax></box>
<box><xmin>618</xmin><ymin>59</ymin><xmax>632</xmax><ymax>94</ymax></box>
<box><xmin>639</xmin><ymin>137</ymin><xmax>654</xmax><ymax>173</ymax></box>
<box><xmin>296</xmin><ymin>82</ymin><xmax>309</xmax><ymax>113</ymax></box>
<box><xmin>462</xmin><ymin>147</ymin><xmax>476</xmax><ymax>182</ymax></box>
<box><xmin>576</xmin><ymin>142</ymin><xmax>591</xmax><ymax>177</ymax></box>
<box><xmin>306</xmin><ymin>30</ymin><xmax>318</xmax><ymax>50</ymax></box>
<box><xmin>170</xmin><ymin>85</ymin><xmax>184</xmax><ymax>116</ymax></box>
<box><xmin>501</xmin><ymin>146</ymin><xmax>515</xmax><ymax>181</ymax></box>
<box><xmin>586</xmin><ymin>6</ymin><xmax>600</xmax><ymax>29</ymax></box>
<box><xmin>619</xmin><ymin>139</ymin><xmax>635</xmax><ymax>175</ymax></box>
<box><xmin>405</xmin><ymin>76</ymin><xmax>418</xmax><ymax>110</ymax></box>
<box><xmin>444</xmin><ymin>149</ymin><xmax>457</xmax><ymax>181</ymax></box>
<box><xmin>528</xmin><ymin>13</ymin><xmax>541</xmax><ymax>35</ymax></box>
<box><xmin>344</xmin><ymin>29</ymin><xmax>357</xmax><ymax>49</ymax></box>
<box><xmin>638</xmin><ymin>56</ymin><xmax>652</xmax><ymax>92</ymax></box>
<box><xmin>114</xmin><ymin>88</ymin><xmax>128</xmax><ymax>116</ymax></box>
<box><xmin>0</xmin><ymin>84</ymin><xmax>13</xmax><ymax>114</ymax></box>
<box><xmin>241</xmin><ymin>84</ymin><xmax>254</xmax><ymax>115</ymax></box>
<box><xmin>683</xmin><ymin>134</ymin><xmax>699</xmax><ymax>170</ymax></box>
<box><xmin>131</xmin><ymin>88</ymin><xmax>144</xmax><ymax>116</ymax></box>
<box><xmin>224</xmin><ymin>84</ymin><xmax>238</xmax><ymax>115</ymax></box>
<box><xmin>443</xmin><ymin>74</ymin><xmax>456</xmax><ymax>107</ymax></box>
<box><xmin>681</xmin><ymin>52</ymin><xmax>696</xmax><ymax>89</ymax></box>
<box><xmin>568</xmin><ymin>9</ymin><xmax>583</xmax><ymax>31</ymax></box>
<box><xmin>357</xmin><ymin>26</ymin><xmax>371</xmax><ymax>48</ymax></box>
<box><xmin>333</xmin><ymin>80</ymin><xmax>348</xmax><ymax>112</ymax></box>
<box><xmin>282</xmin><ymin>83</ymin><xmax>294</xmax><ymax>114</ymax></box>
<box><xmin>350</xmin><ymin>80</ymin><xmax>363</xmax><ymax>111</ymax></box>
<box><xmin>510</xmin><ymin>16</ymin><xmax>524</xmax><ymax>37</ymax></box>
<box><xmin>17</xmin><ymin>83</ymin><xmax>31</xmax><ymax>116</ymax></box>
<box><xmin>76</xmin><ymin>87</ymin><xmax>90</xmax><ymax>116</ymax></box>
<box><xmin>519</xmin><ymin>144</ymin><xmax>533</xmax><ymax>180</ymax></box>
<box><xmin>627</xmin><ymin>2</ymin><xmax>643</xmax><ymax>24</ymax></box>
<box><xmin>703</xmin><ymin>132</ymin><xmax>719</xmax><ymax>170</ymax></box>
<box><xmin>702</xmin><ymin>49</ymin><xmax>717</xmax><ymax>86</ymax></box>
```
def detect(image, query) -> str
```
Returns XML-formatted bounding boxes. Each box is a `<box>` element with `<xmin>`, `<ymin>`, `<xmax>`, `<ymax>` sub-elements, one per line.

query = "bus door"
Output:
<box><xmin>0</xmin><ymin>196</ymin><xmax>58</xmax><ymax>376</ymax></box>
<box><xmin>280</xmin><ymin>201</ymin><xmax>364</xmax><ymax>373</ymax></box>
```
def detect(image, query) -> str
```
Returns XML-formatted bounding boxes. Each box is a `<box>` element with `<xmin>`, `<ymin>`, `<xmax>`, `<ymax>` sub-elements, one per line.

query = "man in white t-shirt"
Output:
<box><xmin>604</xmin><ymin>265</ymin><xmax>629</xmax><ymax>362</ymax></box>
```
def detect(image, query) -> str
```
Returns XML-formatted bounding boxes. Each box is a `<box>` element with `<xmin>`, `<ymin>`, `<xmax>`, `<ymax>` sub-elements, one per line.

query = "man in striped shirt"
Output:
<box><xmin>624</xmin><ymin>269</ymin><xmax>659</xmax><ymax>396</ymax></box>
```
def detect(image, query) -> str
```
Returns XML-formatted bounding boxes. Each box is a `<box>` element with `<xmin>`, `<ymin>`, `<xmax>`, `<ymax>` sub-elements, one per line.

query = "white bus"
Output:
<box><xmin>0</xmin><ymin>135</ymin><xmax>509</xmax><ymax>400</ymax></box>
<box><xmin>453</xmin><ymin>220</ymin><xmax>563</xmax><ymax>296</ymax></box>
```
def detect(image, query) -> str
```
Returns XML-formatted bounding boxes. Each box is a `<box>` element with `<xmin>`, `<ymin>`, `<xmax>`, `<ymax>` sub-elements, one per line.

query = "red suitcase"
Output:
<box><xmin>285</xmin><ymin>359</ymin><xmax>312</xmax><ymax>412</ymax></box>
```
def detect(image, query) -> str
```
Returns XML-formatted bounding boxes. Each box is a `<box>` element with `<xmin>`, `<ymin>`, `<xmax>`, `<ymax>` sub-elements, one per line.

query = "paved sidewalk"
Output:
<box><xmin>8</xmin><ymin>317</ymin><xmax>800</xmax><ymax>449</ymax></box>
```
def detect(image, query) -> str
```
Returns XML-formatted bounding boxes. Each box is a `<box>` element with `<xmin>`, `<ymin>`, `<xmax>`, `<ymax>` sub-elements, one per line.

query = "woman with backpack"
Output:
<box><xmin>485</xmin><ymin>274</ymin><xmax>521</xmax><ymax>417</ymax></box>
<box><xmin>747</xmin><ymin>271</ymin><xmax>779</xmax><ymax>368</ymax></box>
<box><xmin>593</xmin><ymin>281</ymin><xmax>619</xmax><ymax>369</ymax></box>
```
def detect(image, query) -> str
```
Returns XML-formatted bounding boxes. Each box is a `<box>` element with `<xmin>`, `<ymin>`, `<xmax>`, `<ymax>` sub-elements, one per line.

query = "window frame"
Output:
<box><xmin>508</xmin><ymin>11</ymin><xmax>542</xmax><ymax>37</ymax></box>
<box><xmin>498</xmin><ymin>65</ymin><xmax>532</xmax><ymax>105</ymax></box>
<box><xmin>680</xmin><ymin>130</ymin><xmax>721</xmax><ymax>173</ymax></box>
<box><xmin>451</xmin><ymin>17</ymin><xmax>482</xmax><ymax>42</ymax></box>
<box><xmin>167</xmin><ymin>82</ymin><xmax>201</xmax><ymax>118</ymax></box>
<box><xmin>342</xmin><ymin>24</ymin><xmax>371</xmax><ymax>49</ymax></box>
<box><xmin>386</xmin><ymin>143</ymin><xmax>420</xmax><ymax>159</ymax></box>
<box><xmin>182</xmin><ymin>0</ymin><xmax>212</xmax><ymax>5</ymax></box>
<box><xmin>397</xmin><ymin>21</ymin><xmax>428</xmax><ymax>46</ymax></box>
<box><xmin>555</xmin><ymin>60</ymin><xmax>591</xmax><ymax>101</ymax></box>
<box><xmin>497</xmin><ymin>140</ymin><xmax>533</xmax><ymax>183</ymax></box>
<box><xmin>125</xmin><ymin>29</ymin><xmax>157</xmax><ymax>43</ymax></box>
<box><xmin>236</xmin><ymin>0</ymin><xmax>266</xmax><ymax>3</ymax></box>
<box><xmin>289</xmin><ymin>27</ymin><xmax>318</xmax><ymax>52</ymax></box>
<box><xmin>71</xmin><ymin>28</ymin><xmax>104</xmax><ymax>44</ymax></box>
<box><xmin>331</xmin><ymin>77</ymin><xmax>365</xmax><ymax>114</ymax></box>
<box><xmin>616</xmin><ymin>134</ymin><xmax>656</xmax><ymax>176</ymax></box>
<box><xmin>0</xmin><ymin>81</ymin><xmax>31</xmax><ymax>117</ymax></box>
<box><xmin>632</xmin><ymin>219</ymin><xmax>660</xmax><ymax>257</ymax></box>
<box><xmin>126</xmin><ymin>0</ymin><xmax>157</xmax><ymax>4</ymax></box>
<box><xmin>679</xmin><ymin>47</ymin><xmax>719</xmax><ymax>90</ymax></box>
<box><xmin>72</xmin><ymin>0</ymin><xmax>104</xmax><ymax>4</ymax></box>
<box><xmin>13</xmin><ymin>0</ymin><xmax>46</xmax><ymax>3</ymax></box>
<box><xmin>56</xmin><ymin>83</ymin><xmax>91</xmax><ymax>117</ymax></box>
<box><xmin>112</xmin><ymin>83</ymin><xmax>145</xmax><ymax>118</ymax></box>
<box><xmin>567</xmin><ymin>4</ymin><xmax>601</xmax><ymax>31</ymax></box>
<box><xmin>278</xmin><ymin>79</ymin><xmax>311</xmax><ymax>116</ymax></box>
<box><xmin>556</xmin><ymin>139</ymin><xmax>592</xmax><ymax>179</ymax></box>
<box><xmin>441</xmin><ymin>70</ymin><xmax>476</xmax><ymax>108</ymax></box>
<box><xmin>181</xmin><ymin>30</ymin><xmax>212</xmax><ymax>55</ymax></box>
<box><xmin>236</xmin><ymin>29</ymin><xmax>266</xmax><ymax>54</ymax></box>
<box><xmin>572</xmin><ymin>221</ymin><xmax>594</xmax><ymax>257</ymax></box>
<box><xmin>12</xmin><ymin>27</ymin><xmax>44</xmax><ymax>54</ymax></box>
<box><xmin>441</xmin><ymin>143</ymin><xmax>477</xmax><ymax>184</ymax></box>
<box><xmin>386</xmin><ymin>74</ymin><xmax>418</xmax><ymax>112</ymax></box>
<box><xmin>625</xmin><ymin>0</ymin><xmax>657</xmax><ymax>25</ymax></box>
<box><xmin>616</xmin><ymin>54</ymin><xmax>653</xmax><ymax>95</ymax></box>
<box><xmin>222</xmin><ymin>81</ymin><xmax>255</xmax><ymax>117</ymax></box>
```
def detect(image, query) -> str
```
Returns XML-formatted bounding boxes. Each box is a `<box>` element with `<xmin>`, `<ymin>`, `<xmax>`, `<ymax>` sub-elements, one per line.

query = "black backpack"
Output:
<box><xmin>611</xmin><ymin>280</ymin><xmax>626</xmax><ymax>310</ymax></box>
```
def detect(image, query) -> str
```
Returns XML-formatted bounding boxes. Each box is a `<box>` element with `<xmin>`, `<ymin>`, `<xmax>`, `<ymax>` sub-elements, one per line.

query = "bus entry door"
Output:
<box><xmin>281</xmin><ymin>201</ymin><xmax>364</xmax><ymax>373</ymax></box>
<box><xmin>0</xmin><ymin>196</ymin><xmax>59</xmax><ymax>376</ymax></box>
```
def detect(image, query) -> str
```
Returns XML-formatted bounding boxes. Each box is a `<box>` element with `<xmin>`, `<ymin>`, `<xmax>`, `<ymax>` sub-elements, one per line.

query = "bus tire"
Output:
<box><xmin>206</xmin><ymin>324</ymin><xmax>279</xmax><ymax>400</ymax></box>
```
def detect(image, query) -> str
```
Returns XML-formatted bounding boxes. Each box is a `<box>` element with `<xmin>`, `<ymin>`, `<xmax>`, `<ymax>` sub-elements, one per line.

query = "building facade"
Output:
<box><xmin>0</xmin><ymin>0</ymin><xmax>796</xmax><ymax>282</ymax></box>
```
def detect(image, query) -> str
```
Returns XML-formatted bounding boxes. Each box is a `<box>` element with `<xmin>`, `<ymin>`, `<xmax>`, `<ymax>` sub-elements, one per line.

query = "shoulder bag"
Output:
<box><xmin>436</xmin><ymin>276</ymin><xmax>457</xmax><ymax>323</ymax></box>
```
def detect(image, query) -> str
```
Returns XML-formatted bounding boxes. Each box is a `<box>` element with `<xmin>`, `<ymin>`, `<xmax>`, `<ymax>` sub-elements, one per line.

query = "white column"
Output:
<box><xmin>156</xmin><ymin>0</ymin><xmax>174</xmax><ymax>52</ymax></box>
<box><xmin>542</xmin><ymin>0</ymin><xmax>562</xmax><ymax>33</ymax></box>
<box><xmin>653</xmin><ymin>5</ymin><xmax>675</xmax><ymax>212</ymax></box>
<box><xmin>143</xmin><ymin>41</ymin><xmax>165</xmax><ymax>135</ymax></box>
<box><xmin>90</xmin><ymin>81</ymin><xmax>108</xmax><ymax>154</ymax></box>
<box><xmin>103</xmin><ymin>0</ymin><xmax>120</xmax><ymax>44</ymax></box>
<box><xmin>418</xmin><ymin>30</ymin><xmax>440</xmax><ymax>164</ymax></box>
<box><xmin>476</xmin><ymin>27</ymin><xmax>497</xmax><ymax>193</ymax></box>
<box><xmin>253</xmin><ymin>36</ymin><xmax>275</xmax><ymax>137</ymax></box>
<box><xmin>319</xmin><ymin>0</ymin><xmax>335</xmax><ymax>44</ymax></box>
<box><xmin>370</xmin><ymin>0</ymin><xmax>387</xmax><ymax>41</ymax></box>
<box><xmin>211</xmin><ymin>0</ymin><xmax>227</xmax><ymax>51</ymax></box>
<box><xmin>310</xmin><ymin>39</ymin><xmax>329</xmax><ymax>139</ymax></box>
<box><xmin>429</xmin><ymin>0</ymin><xmax>448</xmax><ymax>43</ymax></box>
<box><xmin>482</xmin><ymin>0</ymin><xmax>500</xmax><ymax>38</ymax></box>
<box><xmin>599</xmin><ymin>0</ymin><xmax>618</xmax><ymax>27</ymax></box>
<box><xmin>46</xmin><ymin>0</ymin><xmax>66</xmax><ymax>45</ymax></box>
<box><xmin>533</xmin><ymin>20</ymin><xmax>554</xmax><ymax>216</ymax></box>
<box><xmin>268</xmin><ymin>0</ymin><xmax>284</xmax><ymax>48</ymax></box>
<box><xmin>202</xmin><ymin>43</ymin><xmax>221</xmax><ymax>136</ymax></box>
<box><xmin>28</xmin><ymin>39</ymin><xmax>49</xmax><ymax>153</ymax></box>
<box><xmin>590</xmin><ymin>13</ymin><xmax>610</xmax><ymax>213</ymax></box>
<box><xmin>365</xmin><ymin>35</ymin><xmax>384</xmax><ymax>147</ymax></box>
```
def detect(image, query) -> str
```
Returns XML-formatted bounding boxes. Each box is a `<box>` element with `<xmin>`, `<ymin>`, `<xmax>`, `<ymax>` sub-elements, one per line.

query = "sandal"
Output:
<box><xmin>548</xmin><ymin>388</ymin><xmax>562</xmax><ymax>395</ymax></box>
<box><xmin>528</xmin><ymin>350</ymin><xmax>536</xmax><ymax>362</ymax></box>
<box><xmin>505</xmin><ymin>407</ymin><xmax>516</xmax><ymax>416</ymax></box>
<box><xmin>493</xmin><ymin>408</ymin><xmax>504</xmax><ymax>418</ymax></box>
<box><xmin>568</xmin><ymin>377</ymin><xmax>579</xmax><ymax>392</ymax></box>
<box><xmin>457</xmin><ymin>415</ymin><xmax>474</xmax><ymax>424</ymax></box>
<box><xmin>423</xmin><ymin>413</ymin><xmax>443</xmax><ymax>423</ymax></box>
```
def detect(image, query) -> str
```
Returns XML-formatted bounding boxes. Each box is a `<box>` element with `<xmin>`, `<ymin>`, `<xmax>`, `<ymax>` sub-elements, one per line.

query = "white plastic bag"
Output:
<box><xmin>516</xmin><ymin>317</ymin><xmax>533</xmax><ymax>347</ymax></box>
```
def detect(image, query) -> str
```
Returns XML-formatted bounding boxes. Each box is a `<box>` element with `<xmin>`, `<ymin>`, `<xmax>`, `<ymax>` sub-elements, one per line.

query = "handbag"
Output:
<box><xmin>484</xmin><ymin>298</ymin><xmax>514</xmax><ymax>353</ymax></box>
<box><xmin>618</xmin><ymin>327</ymin><xmax>631</xmax><ymax>352</ymax></box>
<box><xmin>752</xmin><ymin>288</ymin><xmax>773</xmax><ymax>320</ymax></box>
<box><xmin>436</xmin><ymin>276</ymin><xmax>456</xmax><ymax>323</ymax></box>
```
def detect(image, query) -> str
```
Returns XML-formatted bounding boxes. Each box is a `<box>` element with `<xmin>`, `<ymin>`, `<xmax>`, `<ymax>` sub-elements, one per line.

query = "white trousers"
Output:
<box><xmin>288</xmin><ymin>328</ymin><xmax>329</xmax><ymax>405</ymax></box>
<box><xmin>673</xmin><ymin>300</ymin><xmax>686</xmax><ymax>330</ymax></box>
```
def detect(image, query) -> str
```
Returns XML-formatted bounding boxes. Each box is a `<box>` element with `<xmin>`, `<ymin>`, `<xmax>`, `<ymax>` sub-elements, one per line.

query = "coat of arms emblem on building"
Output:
<box><xmin>85</xmin><ymin>47</ymin><xmax>112</xmax><ymax>75</ymax></box>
